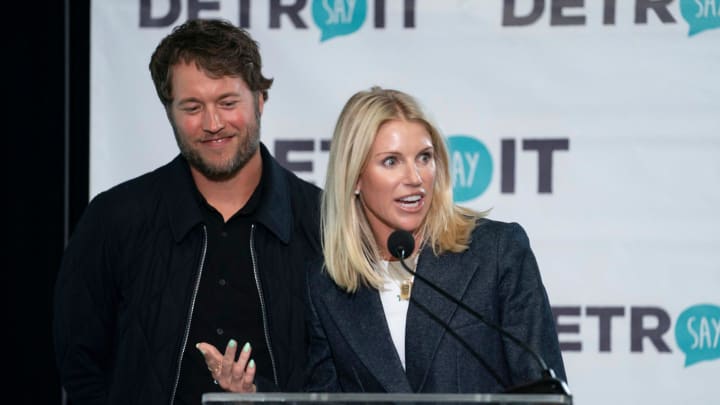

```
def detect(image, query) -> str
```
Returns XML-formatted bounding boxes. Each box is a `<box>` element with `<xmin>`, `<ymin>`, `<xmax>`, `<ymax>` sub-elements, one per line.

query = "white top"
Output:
<box><xmin>378</xmin><ymin>258</ymin><xmax>416</xmax><ymax>370</ymax></box>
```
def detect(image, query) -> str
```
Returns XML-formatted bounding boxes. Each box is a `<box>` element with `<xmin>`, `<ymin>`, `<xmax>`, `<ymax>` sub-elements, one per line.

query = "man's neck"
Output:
<box><xmin>191</xmin><ymin>150</ymin><xmax>263</xmax><ymax>222</ymax></box>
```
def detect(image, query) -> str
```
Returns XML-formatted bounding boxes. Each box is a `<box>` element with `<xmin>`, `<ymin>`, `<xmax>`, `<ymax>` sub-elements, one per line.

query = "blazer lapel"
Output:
<box><xmin>405</xmin><ymin>246</ymin><xmax>479</xmax><ymax>392</ymax></box>
<box><xmin>320</xmin><ymin>282</ymin><xmax>413</xmax><ymax>392</ymax></box>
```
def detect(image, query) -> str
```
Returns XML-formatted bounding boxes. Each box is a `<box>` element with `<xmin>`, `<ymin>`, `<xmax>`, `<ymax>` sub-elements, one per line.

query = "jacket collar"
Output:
<box><xmin>318</xmin><ymin>281</ymin><xmax>413</xmax><ymax>392</ymax></box>
<box><xmin>405</xmin><ymin>245</ymin><xmax>481</xmax><ymax>392</ymax></box>
<box><xmin>253</xmin><ymin>143</ymin><xmax>293</xmax><ymax>244</ymax></box>
<box><xmin>164</xmin><ymin>142</ymin><xmax>293</xmax><ymax>244</ymax></box>
<box><xmin>316</xmin><ymin>244</ymin><xmax>481</xmax><ymax>392</ymax></box>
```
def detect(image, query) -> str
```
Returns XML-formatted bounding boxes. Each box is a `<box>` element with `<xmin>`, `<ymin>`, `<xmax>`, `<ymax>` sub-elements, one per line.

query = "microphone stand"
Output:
<box><xmin>395</xmin><ymin>249</ymin><xmax>571</xmax><ymax>396</ymax></box>
<box><xmin>408</xmin><ymin>296</ymin><xmax>510</xmax><ymax>390</ymax></box>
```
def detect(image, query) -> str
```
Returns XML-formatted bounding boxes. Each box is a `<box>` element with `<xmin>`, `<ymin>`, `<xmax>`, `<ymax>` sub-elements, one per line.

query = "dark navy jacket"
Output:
<box><xmin>54</xmin><ymin>143</ymin><xmax>321</xmax><ymax>404</ymax></box>
<box><xmin>305</xmin><ymin>219</ymin><xmax>566</xmax><ymax>393</ymax></box>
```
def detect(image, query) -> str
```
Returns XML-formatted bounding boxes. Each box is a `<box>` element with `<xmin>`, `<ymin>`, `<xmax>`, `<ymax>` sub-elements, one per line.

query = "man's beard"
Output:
<box><xmin>174</xmin><ymin>108</ymin><xmax>261</xmax><ymax>182</ymax></box>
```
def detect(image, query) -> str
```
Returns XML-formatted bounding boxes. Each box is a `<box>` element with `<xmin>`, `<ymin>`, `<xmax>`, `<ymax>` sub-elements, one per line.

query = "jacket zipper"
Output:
<box><xmin>169</xmin><ymin>225</ymin><xmax>208</xmax><ymax>404</ymax></box>
<box><xmin>250</xmin><ymin>223</ymin><xmax>279</xmax><ymax>387</ymax></box>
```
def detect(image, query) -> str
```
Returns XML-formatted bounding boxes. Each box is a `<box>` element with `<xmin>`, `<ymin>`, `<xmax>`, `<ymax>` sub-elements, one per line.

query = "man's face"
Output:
<box><xmin>168</xmin><ymin>61</ymin><xmax>263</xmax><ymax>180</ymax></box>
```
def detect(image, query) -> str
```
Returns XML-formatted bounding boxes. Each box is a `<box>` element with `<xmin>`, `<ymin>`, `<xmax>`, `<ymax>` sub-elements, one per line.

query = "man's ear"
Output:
<box><xmin>165</xmin><ymin>104</ymin><xmax>174</xmax><ymax>123</ymax></box>
<box><xmin>257</xmin><ymin>93</ymin><xmax>265</xmax><ymax>115</ymax></box>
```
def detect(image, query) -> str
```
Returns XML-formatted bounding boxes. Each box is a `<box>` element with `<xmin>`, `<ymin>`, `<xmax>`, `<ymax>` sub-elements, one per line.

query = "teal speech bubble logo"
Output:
<box><xmin>675</xmin><ymin>304</ymin><xmax>720</xmax><ymax>367</ymax></box>
<box><xmin>447</xmin><ymin>135</ymin><xmax>493</xmax><ymax>203</ymax></box>
<box><xmin>312</xmin><ymin>0</ymin><xmax>367</xmax><ymax>42</ymax></box>
<box><xmin>680</xmin><ymin>0</ymin><xmax>720</xmax><ymax>36</ymax></box>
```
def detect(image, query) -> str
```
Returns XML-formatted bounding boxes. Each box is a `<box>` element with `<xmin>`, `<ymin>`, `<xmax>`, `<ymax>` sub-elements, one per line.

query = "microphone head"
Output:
<box><xmin>387</xmin><ymin>230</ymin><xmax>415</xmax><ymax>259</ymax></box>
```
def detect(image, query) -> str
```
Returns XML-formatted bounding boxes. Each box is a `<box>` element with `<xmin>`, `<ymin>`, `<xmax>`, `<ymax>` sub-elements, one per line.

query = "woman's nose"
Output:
<box><xmin>405</xmin><ymin>163</ymin><xmax>423</xmax><ymax>185</ymax></box>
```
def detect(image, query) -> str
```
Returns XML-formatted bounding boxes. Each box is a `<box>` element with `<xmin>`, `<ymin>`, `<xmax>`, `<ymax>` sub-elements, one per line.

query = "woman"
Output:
<box><xmin>305</xmin><ymin>86</ymin><xmax>567</xmax><ymax>393</ymax></box>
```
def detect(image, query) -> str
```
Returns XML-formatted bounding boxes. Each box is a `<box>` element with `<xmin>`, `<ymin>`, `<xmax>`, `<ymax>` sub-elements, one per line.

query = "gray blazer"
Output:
<box><xmin>304</xmin><ymin>219</ymin><xmax>566</xmax><ymax>393</ymax></box>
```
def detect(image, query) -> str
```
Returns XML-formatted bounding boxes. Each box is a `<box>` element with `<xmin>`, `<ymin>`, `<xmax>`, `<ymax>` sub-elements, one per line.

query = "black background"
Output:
<box><xmin>6</xmin><ymin>1</ymin><xmax>89</xmax><ymax>404</ymax></box>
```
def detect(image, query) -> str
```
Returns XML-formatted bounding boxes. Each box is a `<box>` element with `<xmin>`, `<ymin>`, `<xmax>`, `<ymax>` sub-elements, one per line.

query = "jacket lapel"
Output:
<box><xmin>405</xmin><ymin>246</ymin><xmax>479</xmax><ymax>392</ymax></box>
<box><xmin>320</xmin><ymin>282</ymin><xmax>413</xmax><ymax>392</ymax></box>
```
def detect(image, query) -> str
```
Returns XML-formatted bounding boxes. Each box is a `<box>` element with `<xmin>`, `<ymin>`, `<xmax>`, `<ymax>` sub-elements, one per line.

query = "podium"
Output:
<box><xmin>202</xmin><ymin>392</ymin><xmax>572</xmax><ymax>404</ymax></box>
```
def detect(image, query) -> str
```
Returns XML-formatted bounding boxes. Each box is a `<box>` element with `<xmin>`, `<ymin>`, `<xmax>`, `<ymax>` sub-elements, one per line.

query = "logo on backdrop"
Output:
<box><xmin>675</xmin><ymin>304</ymin><xmax>720</xmax><ymax>367</ymax></box>
<box><xmin>447</xmin><ymin>136</ymin><xmax>493</xmax><ymax>202</ymax></box>
<box><xmin>446</xmin><ymin>135</ymin><xmax>569</xmax><ymax>202</ymax></box>
<box><xmin>679</xmin><ymin>0</ymin><xmax>720</xmax><ymax>36</ymax></box>
<box><xmin>139</xmin><ymin>0</ymin><xmax>416</xmax><ymax>41</ymax></box>
<box><xmin>553</xmin><ymin>303</ymin><xmax>720</xmax><ymax>368</ymax></box>
<box><xmin>312</xmin><ymin>0</ymin><xmax>367</xmax><ymax>42</ymax></box>
<box><xmin>502</xmin><ymin>0</ymin><xmax>720</xmax><ymax>37</ymax></box>
<box><xmin>274</xmin><ymin>135</ymin><xmax>570</xmax><ymax>202</ymax></box>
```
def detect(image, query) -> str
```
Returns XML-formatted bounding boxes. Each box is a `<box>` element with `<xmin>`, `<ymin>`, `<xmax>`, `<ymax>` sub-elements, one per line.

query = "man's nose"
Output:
<box><xmin>202</xmin><ymin>108</ymin><xmax>225</xmax><ymax>133</ymax></box>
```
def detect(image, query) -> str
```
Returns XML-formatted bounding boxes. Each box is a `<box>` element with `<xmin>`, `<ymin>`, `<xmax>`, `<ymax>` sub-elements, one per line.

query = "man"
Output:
<box><xmin>53</xmin><ymin>19</ymin><xmax>321</xmax><ymax>404</ymax></box>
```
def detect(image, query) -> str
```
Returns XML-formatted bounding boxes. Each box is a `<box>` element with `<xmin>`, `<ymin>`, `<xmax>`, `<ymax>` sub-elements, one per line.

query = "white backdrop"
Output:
<box><xmin>90</xmin><ymin>1</ymin><xmax>720</xmax><ymax>404</ymax></box>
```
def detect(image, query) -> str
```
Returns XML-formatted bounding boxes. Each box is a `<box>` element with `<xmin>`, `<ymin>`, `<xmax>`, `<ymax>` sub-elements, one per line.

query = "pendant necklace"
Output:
<box><xmin>385</xmin><ymin>256</ymin><xmax>417</xmax><ymax>301</ymax></box>
<box><xmin>398</xmin><ymin>278</ymin><xmax>413</xmax><ymax>301</ymax></box>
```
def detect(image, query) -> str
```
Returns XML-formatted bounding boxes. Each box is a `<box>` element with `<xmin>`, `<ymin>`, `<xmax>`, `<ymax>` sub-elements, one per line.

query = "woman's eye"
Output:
<box><xmin>419</xmin><ymin>152</ymin><xmax>433</xmax><ymax>163</ymax></box>
<box><xmin>382</xmin><ymin>157</ymin><xmax>397</xmax><ymax>167</ymax></box>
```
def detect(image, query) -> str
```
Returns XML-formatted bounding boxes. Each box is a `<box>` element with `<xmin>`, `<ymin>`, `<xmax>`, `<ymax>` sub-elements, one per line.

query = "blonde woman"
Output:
<box><xmin>305</xmin><ymin>86</ymin><xmax>567</xmax><ymax>393</ymax></box>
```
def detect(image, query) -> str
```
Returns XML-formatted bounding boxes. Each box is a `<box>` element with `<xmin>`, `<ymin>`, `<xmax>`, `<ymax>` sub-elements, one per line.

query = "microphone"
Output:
<box><xmin>387</xmin><ymin>230</ymin><xmax>571</xmax><ymax>396</ymax></box>
<box><xmin>387</xmin><ymin>231</ymin><xmax>512</xmax><ymax>389</ymax></box>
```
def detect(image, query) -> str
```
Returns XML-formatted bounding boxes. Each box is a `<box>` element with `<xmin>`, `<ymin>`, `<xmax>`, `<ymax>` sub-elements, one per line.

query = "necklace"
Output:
<box><xmin>382</xmin><ymin>256</ymin><xmax>417</xmax><ymax>301</ymax></box>
<box><xmin>398</xmin><ymin>278</ymin><xmax>413</xmax><ymax>301</ymax></box>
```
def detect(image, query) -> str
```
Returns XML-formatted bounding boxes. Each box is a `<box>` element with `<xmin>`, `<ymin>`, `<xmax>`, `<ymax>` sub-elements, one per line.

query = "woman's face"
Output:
<box><xmin>356</xmin><ymin>119</ymin><xmax>436</xmax><ymax>257</ymax></box>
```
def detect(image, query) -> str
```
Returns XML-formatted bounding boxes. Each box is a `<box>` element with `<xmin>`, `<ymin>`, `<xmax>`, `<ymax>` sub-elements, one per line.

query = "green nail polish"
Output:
<box><xmin>249</xmin><ymin>359</ymin><xmax>255</xmax><ymax>368</ymax></box>
<box><xmin>243</xmin><ymin>342</ymin><xmax>251</xmax><ymax>352</ymax></box>
<box><xmin>228</xmin><ymin>339</ymin><xmax>237</xmax><ymax>348</ymax></box>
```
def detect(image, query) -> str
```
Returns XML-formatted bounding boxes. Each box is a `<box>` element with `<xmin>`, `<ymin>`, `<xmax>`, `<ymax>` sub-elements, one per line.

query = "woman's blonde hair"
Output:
<box><xmin>322</xmin><ymin>86</ymin><xmax>483</xmax><ymax>292</ymax></box>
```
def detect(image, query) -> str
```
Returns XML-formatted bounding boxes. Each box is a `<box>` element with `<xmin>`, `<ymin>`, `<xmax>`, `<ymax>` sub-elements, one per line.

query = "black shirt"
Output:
<box><xmin>176</xmin><ymin>171</ymin><xmax>272</xmax><ymax>405</ymax></box>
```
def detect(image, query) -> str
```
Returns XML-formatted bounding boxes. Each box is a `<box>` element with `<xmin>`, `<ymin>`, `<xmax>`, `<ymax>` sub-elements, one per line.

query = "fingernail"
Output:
<box><xmin>243</xmin><ymin>342</ymin><xmax>251</xmax><ymax>352</ymax></box>
<box><xmin>195</xmin><ymin>343</ymin><xmax>205</xmax><ymax>355</ymax></box>
<box><xmin>249</xmin><ymin>359</ymin><xmax>255</xmax><ymax>369</ymax></box>
<box><xmin>228</xmin><ymin>339</ymin><xmax>237</xmax><ymax>348</ymax></box>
